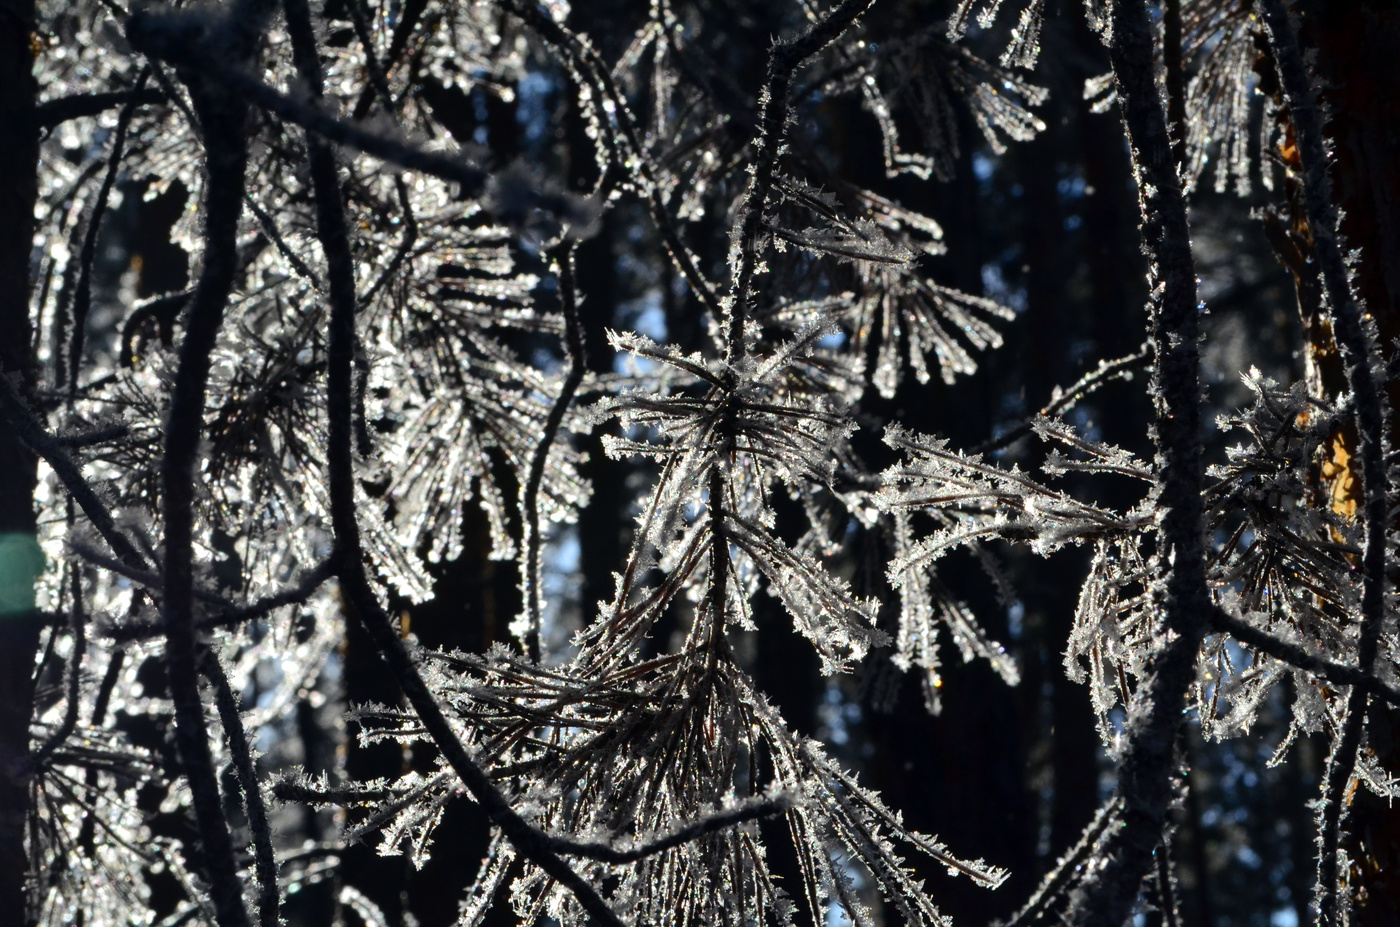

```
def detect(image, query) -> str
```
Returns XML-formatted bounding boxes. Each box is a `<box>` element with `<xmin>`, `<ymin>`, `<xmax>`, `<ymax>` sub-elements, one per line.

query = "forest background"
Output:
<box><xmin>2</xmin><ymin>1</ymin><xmax>1399</xmax><ymax>927</ymax></box>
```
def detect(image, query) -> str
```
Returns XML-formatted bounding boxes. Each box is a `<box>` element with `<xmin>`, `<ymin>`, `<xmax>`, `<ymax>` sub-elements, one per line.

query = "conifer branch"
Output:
<box><xmin>286</xmin><ymin>2</ymin><xmax>627</xmax><ymax>921</ymax></box>
<box><xmin>726</xmin><ymin>0</ymin><xmax>877</xmax><ymax>365</ymax></box>
<box><xmin>500</xmin><ymin>0</ymin><xmax>728</xmax><ymax>320</ymax></box>
<box><xmin>1208</xmin><ymin>606</ymin><xmax>1400</xmax><ymax>708</ymax></box>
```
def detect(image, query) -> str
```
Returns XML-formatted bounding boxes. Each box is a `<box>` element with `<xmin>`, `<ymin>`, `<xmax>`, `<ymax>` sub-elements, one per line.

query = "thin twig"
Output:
<box><xmin>500</xmin><ymin>0</ymin><xmax>728</xmax><ymax>321</ymax></box>
<box><xmin>103</xmin><ymin>556</ymin><xmax>337</xmax><ymax>643</ymax></box>
<box><xmin>521</xmin><ymin>244</ymin><xmax>585</xmax><ymax>663</ymax></box>
<box><xmin>31</xmin><ymin>564</ymin><xmax>87</xmax><ymax>770</ymax></box>
<box><xmin>547</xmin><ymin>795</ymin><xmax>791</xmax><ymax>864</ymax></box>
<box><xmin>1162</xmin><ymin>0</ymin><xmax>1187</xmax><ymax>168</ymax></box>
<box><xmin>973</xmin><ymin>348</ymin><xmax>1151</xmax><ymax>455</ymax></box>
<box><xmin>67</xmin><ymin>71</ymin><xmax>149</xmax><ymax>395</ymax></box>
<box><xmin>343</xmin><ymin>0</ymin><xmax>395</xmax><ymax>111</ymax></box>
<box><xmin>33</xmin><ymin>87</ymin><xmax>166</xmax><ymax>129</ymax></box>
<box><xmin>725</xmin><ymin>0</ymin><xmax>876</xmax><ymax>366</ymax></box>
<box><xmin>1004</xmin><ymin>797</ymin><xmax>1122</xmax><ymax>927</ymax></box>
<box><xmin>204</xmin><ymin>653</ymin><xmax>279</xmax><ymax>927</ymax></box>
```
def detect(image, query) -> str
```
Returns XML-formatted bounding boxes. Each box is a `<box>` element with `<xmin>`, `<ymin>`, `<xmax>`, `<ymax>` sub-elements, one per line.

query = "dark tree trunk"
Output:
<box><xmin>0</xmin><ymin>1</ymin><xmax>41</xmax><ymax>923</ymax></box>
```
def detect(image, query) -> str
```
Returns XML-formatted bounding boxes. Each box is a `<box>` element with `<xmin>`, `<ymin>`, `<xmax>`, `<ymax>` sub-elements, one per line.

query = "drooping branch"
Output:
<box><xmin>1257</xmin><ymin>4</ymin><xmax>1391</xmax><ymax>924</ymax></box>
<box><xmin>1062</xmin><ymin>1</ymin><xmax>1209</xmax><ymax>924</ymax></box>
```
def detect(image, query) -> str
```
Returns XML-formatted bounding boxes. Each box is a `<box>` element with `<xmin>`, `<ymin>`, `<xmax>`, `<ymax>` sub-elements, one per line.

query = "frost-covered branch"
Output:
<box><xmin>1062</xmin><ymin>1</ymin><xmax>1209</xmax><ymax>924</ymax></box>
<box><xmin>500</xmin><ymin>0</ymin><xmax>727</xmax><ymax>319</ymax></box>
<box><xmin>1258</xmin><ymin>4</ymin><xmax>1391</xmax><ymax>922</ymax></box>
<box><xmin>726</xmin><ymin>0</ymin><xmax>877</xmax><ymax>363</ymax></box>
<box><xmin>1005</xmin><ymin>798</ymin><xmax>1122</xmax><ymax>927</ymax></box>
<box><xmin>287</xmin><ymin>0</ymin><xmax>626</xmax><ymax>920</ymax></box>
<box><xmin>204</xmin><ymin>653</ymin><xmax>279</xmax><ymax>927</ymax></box>
<box><xmin>545</xmin><ymin>794</ymin><xmax>792</xmax><ymax>864</ymax></box>
<box><xmin>520</xmin><ymin>245</ymin><xmax>585</xmax><ymax>663</ymax></box>
<box><xmin>29</xmin><ymin>566</ymin><xmax>86</xmax><ymax>771</ymax></box>
<box><xmin>1208</xmin><ymin>606</ymin><xmax>1400</xmax><ymax>709</ymax></box>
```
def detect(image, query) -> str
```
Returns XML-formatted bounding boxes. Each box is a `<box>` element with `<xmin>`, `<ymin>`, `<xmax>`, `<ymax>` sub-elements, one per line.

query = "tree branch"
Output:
<box><xmin>725</xmin><ymin>0</ymin><xmax>876</xmax><ymax>366</ymax></box>
<box><xmin>33</xmin><ymin>87</ymin><xmax>166</xmax><ymax>129</ymax></box>
<box><xmin>1258</xmin><ymin>5</ymin><xmax>1391</xmax><ymax>923</ymax></box>
<box><xmin>1063</xmin><ymin>2</ymin><xmax>1209</xmax><ymax>923</ymax></box>
<box><xmin>1209</xmin><ymin>606</ymin><xmax>1400</xmax><ymax>709</ymax></box>
<box><xmin>520</xmin><ymin>244</ymin><xmax>585</xmax><ymax>663</ymax></box>
<box><xmin>283</xmin><ymin>2</ymin><xmax>630</xmax><ymax>922</ymax></box>
<box><xmin>127</xmin><ymin>6</ymin><xmax>277</xmax><ymax>926</ymax></box>
<box><xmin>204</xmin><ymin>653</ymin><xmax>279</xmax><ymax>927</ymax></box>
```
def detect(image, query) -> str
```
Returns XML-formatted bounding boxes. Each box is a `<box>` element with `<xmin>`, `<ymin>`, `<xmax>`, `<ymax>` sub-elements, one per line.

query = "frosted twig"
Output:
<box><xmin>244</xmin><ymin>194</ymin><xmax>322</xmax><ymax>288</ymax></box>
<box><xmin>270</xmin><ymin>778</ymin><xmax>395</xmax><ymax>806</ymax></box>
<box><xmin>521</xmin><ymin>244</ymin><xmax>585</xmax><ymax>663</ymax></box>
<box><xmin>87</xmin><ymin>547</ymin><xmax>335</xmax><ymax>641</ymax></box>
<box><xmin>1258</xmin><ymin>6</ymin><xmax>1391</xmax><ymax>923</ymax></box>
<box><xmin>1163</xmin><ymin>0</ymin><xmax>1187</xmax><ymax>167</ymax></box>
<box><xmin>500</xmin><ymin>0</ymin><xmax>727</xmax><ymax>320</ymax></box>
<box><xmin>65</xmin><ymin>71</ymin><xmax>147</xmax><ymax>394</ymax></box>
<box><xmin>348</xmin><ymin>0</ymin><xmax>428</xmax><ymax>121</ymax></box>
<box><xmin>545</xmin><ymin>794</ymin><xmax>792</xmax><ymax>864</ymax></box>
<box><xmin>973</xmin><ymin>348</ymin><xmax>1150</xmax><ymax>454</ymax></box>
<box><xmin>128</xmin><ymin>7</ymin><xmax>510</xmax><ymax>203</ymax></box>
<box><xmin>204</xmin><ymin>653</ymin><xmax>279</xmax><ymax>927</ymax></box>
<box><xmin>725</xmin><ymin>0</ymin><xmax>877</xmax><ymax>365</ymax></box>
<box><xmin>1003</xmin><ymin>797</ymin><xmax>1122</xmax><ymax>927</ymax></box>
<box><xmin>343</xmin><ymin>0</ymin><xmax>395</xmax><ymax>112</ymax></box>
<box><xmin>1209</xmin><ymin>606</ymin><xmax>1400</xmax><ymax>708</ymax></box>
